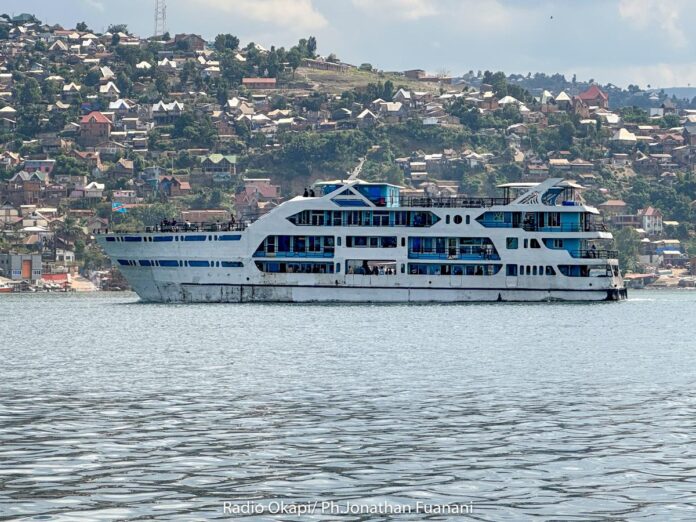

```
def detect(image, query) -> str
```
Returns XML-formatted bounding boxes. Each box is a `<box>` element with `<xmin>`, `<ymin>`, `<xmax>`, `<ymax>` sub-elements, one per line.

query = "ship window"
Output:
<box><xmin>401</xmin><ymin>237</ymin><xmax>405</xmax><ymax>247</ymax></box>
<box><xmin>530</xmin><ymin>239</ymin><xmax>541</xmax><ymax>248</ymax></box>
<box><xmin>454</xmin><ymin>215</ymin><xmax>462</xmax><ymax>224</ymax></box>
<box><xmin>337</xmin><ymin>237</ymin><xmax>341</xmax><ymax>246</ymax></box>
<box><xmin>506</xmin><ymin>264</ymin><xmax>517</xmax><ymax>276</ymax></box>
<box><xmin>221</xmin><ymin>261</ymin><xmax>243</xmax><ymax>268</ymax></box>
<box><xmin>523</xmin><ymin>239</ymin><xmax>528</xmax><ymax>248</ymax></box>
<box><xmin>446</xmin><ymin>215</ymin><xmax>450</xmax><ymax>224</ymax></box>
<box><xmin>552</xmin><ymin>239</ymin><xmax>563</xmax><ymax>249</ymax></box>
<box><xmin>506</xmin><ymin>237</ymin><xmax>518</xmax><ymax>249</ymax></box>
<box><xmin>189</xmin><ymin>260</ymin><xmax>210</xmax><ymax>267</ymax></box>
<box><xmin>401</xmin><ymin>263</ymin><xmax>405</xmax><ymax>273</ymax></box>
<box><xmin>546</xmin><ymin>266</ymin><xmax>556</xmax><ymax>275</ymax></box>
<box><xmin>336</xmin><ymin>263</ymin><xmax>340</xmax><ymax>272</ymax></box>
<box><xmin>526</xmin><ymin>266</ymin><xmax>531</xmax><ymax>275</ymax></box>
<box><xmin>519</xmin><ymin>265</ymin><xmax>524</xmax><ymax>273</ymax></box>
<box><xmin>532</xmin><ymin>266</ymin><xmax>537</xmax><ymax>275</ymax></box>
<box><xmin>466</xmin><ymin>215</ymin><xmax>470</xmax><ymax>224</ymax></box>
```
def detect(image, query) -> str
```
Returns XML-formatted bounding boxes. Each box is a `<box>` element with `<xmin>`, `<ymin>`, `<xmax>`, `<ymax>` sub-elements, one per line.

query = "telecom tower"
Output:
<box><xmin>154</xmin><ymin>0</ymin><xmax>167</xmax><ymax>37</ymax></box>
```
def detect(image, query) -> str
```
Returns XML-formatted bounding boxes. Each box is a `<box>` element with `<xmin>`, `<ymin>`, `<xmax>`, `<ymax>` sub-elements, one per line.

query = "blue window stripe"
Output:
<box><xmin>221</xmin><ymin>261</ymin><xmax>244</xmax><ymax>268</ymax></box>
<box><xmin>189</xmin><ymin>260</ymin><xmax>210</xmax><ymax>267</ymax></box>
<box><xmin>153</xmin><ymin>236</ymin><xmax>173</xmax><ymax>242</ymax></box>
<box><xmin>117</xmin><ymin>259</ymin><xmax>130</xmax><ymax>266</ymax></box>
<box><xmin>139</xmin><ymin>260</ymin><xmax>153</xmax><ymax>267</ymax></box>
<box><xmin>184</xmin><ymin>235</ymin><xmax>206</xmax><ymax>241</ymax></box>
<box><xmin>159</xmin><ymin>260</ymin><xmax>179</xmax><ymax>267</ymax></box>
<box><xmin>332</xmin><ymin>199</ymin><xmax>369</xmax><ymax>207</ymax></box>
<box><xmin>219</xmin><ymin>234</ymin><xmax>241</xmax><ymax>241</ymax></box>
<box><xmin>105</xmin><ymin>237</ymin><xmax>115</xmax><ymax>242</ymax></box>
<box><xmin>124</xmin><ymin>236</ymin><xmax>142</xmax><ymax>242</ymax></box>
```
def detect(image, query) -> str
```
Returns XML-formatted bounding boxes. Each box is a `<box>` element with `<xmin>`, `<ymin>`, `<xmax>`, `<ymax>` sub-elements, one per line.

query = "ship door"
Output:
<box><xmin>505</xmin><ymin>264</ymin><xmax>518</xmax><ymax>288</ymax></box>
<box><xmin>448</xmin><ymin>238</ymin><xmax>457</xmax><ymax>259</ymax></box>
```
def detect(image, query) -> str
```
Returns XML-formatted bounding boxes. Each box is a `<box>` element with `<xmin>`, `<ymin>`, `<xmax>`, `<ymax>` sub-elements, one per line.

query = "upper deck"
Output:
<box><xmin>314</xmin><ymin>178</ymin><xmax>590</xmax><ymax>211</ymax></box>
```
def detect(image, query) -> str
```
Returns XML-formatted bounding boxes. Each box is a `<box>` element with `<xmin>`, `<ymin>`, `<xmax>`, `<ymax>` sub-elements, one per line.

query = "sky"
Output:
<box><xmin>4</xmin><ymin>0</ymin><xmax>696</xmax><ymax>88</ymax></box>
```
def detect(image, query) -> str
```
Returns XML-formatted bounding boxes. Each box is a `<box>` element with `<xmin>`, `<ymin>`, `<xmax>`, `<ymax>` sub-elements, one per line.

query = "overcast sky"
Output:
<box><xmin>4</xmin><ymin>0</ymin><xmax>696</xmax><ymax>88</ymax></box>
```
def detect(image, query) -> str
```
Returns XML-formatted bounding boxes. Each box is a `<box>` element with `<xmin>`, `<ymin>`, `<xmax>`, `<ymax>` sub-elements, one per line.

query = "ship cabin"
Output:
<box><xmin>316</xmin><ymin>180</ymin><xmax>402</xmax><ymax>208</ymax></box>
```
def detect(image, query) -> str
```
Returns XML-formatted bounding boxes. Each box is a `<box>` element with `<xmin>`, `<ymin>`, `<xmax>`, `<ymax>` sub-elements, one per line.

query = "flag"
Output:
<box><xmin>112</xmin><ymin>202</ymin><xmax>127</xmax><ymax>213</ymax></box>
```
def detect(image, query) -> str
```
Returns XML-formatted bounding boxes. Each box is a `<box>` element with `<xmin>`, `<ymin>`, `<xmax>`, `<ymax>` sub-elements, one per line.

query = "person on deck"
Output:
<box><xmin>303</xmin><ymin>188</ymin><xmax>309</xmax><ymax>197</ymax></box>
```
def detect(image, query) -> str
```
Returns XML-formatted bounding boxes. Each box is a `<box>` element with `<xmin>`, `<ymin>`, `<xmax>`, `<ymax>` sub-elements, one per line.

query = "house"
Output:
<box><xmin>404</xmin><ymin>69</ymin><xmax>426</xmax><ymax>79</ymax></box>
<box><xmin>7</xmin><ymin>171</ymin><xmax>48</xmax><ymax>205</ymax></box>
<box><xmin>0</xmin><ymin>151</ymin><xmax>22</xmax><ymax>171</ymax></box>
<box><xmin>357</xmin><ymin>109</ymin><xmax>378</xmax><ymax>128</ymax></box>
<box><xmin>234</xmin><ymin>178</ymin><xmax>281</xmax><ymax>220</ymax></box>
<box><xmin>152</xmin><ymin>100</ymin><xmax>184</xmax><ymax>125</ymax></box>
<box><xmin>637</xmin><ymin>206</ymin><xmax>663</xmax><ymax>236</ymax></box>
<box><xmin>577</xmin><ymin>85</ymin><xmax>609</xmax><ymax>109</ymax></box>
<box><xmin>0</xmin><ymin>253</ymin><xmax>42</xmax><ymax>281</ymax></box>
<box><xmin>98</xmin><ymin>81</ymin><xmax>120</xmax><ymax>98</ymax></box>
<box><xmin>242</xmin><ymin>78</ymin><xmax>277</xmax><ymax>90</ymax></box>
<box><xmin>174</xmin><ymin>33</ymin><xmax>206</xmax><ymax>51</ymax></box>
<box><xmin>598</xmin><ymin>199</ymin><xmax>627</xmax><ymax>217</ymax></box>
<box><xmin>199</xmin><ymin>154</ymin><xmax>237</xmax><ymax>175</ymax></box>
<box><xmin>159</xmin><ymin>176</ymin><xmax>191</xmax><ymax>197</ymax></box>
<box><xmin>108</xmin><ymin>158</ymin><xmax>134</xmax><ymax>178</ymax></box>
<box><xmin>23</xmin><ymin>159</ymin><xmax>56</xmax><ymax>175</ymax></box>
<box><xmin>78</xmin><ymin>111</ymin><xmax>112</xmax><ymax>147</ymax></box>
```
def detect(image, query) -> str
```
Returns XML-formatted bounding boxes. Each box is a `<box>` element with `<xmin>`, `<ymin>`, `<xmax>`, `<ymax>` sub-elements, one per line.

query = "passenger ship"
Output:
<box><xmin>97</xmin><ymin>178</ymin><xmax>627</xmax><ymax>303</ymax></box>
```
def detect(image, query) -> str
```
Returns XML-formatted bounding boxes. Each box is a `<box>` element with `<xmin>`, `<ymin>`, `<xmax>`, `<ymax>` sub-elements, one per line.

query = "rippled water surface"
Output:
<box><xmin>1</xmin><ymin>290</ymin><xmax>696</xmax><ymax>520</ymax></box>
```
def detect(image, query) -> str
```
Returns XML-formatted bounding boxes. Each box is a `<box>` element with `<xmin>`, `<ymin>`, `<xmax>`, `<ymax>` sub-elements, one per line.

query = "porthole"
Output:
<box><xmin>453</xmin><ymin>215</ymin><xmax>463</xmax><ymax>224</ymax></box>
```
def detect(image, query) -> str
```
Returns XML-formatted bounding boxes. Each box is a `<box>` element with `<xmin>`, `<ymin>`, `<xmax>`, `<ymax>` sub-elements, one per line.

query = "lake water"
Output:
<box><xmin>1</xmin><ymin>290</ymin><xmax>695</xmax><ymax>520</ymax></box>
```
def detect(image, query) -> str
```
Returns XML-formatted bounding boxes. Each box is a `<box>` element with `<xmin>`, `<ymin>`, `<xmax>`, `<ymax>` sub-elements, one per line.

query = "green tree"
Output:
<box><xmin>214</xmin><ymin>33</ymin><xmax>240</xmax><ymax>53</ymax></box>
<box><xmin>614</xmin><ymin>227</ymin><xmax>641</xmax><ymax>273</ymax></box>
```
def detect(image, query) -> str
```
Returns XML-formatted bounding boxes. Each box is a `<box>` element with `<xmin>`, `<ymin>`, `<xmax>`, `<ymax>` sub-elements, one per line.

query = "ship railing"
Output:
<box><xmin>144</xmin><ymin>221</ymin><xmax>254</xmax><ymax>233</ymax></box>
<box><xmin>569</xmin><ymin>249</ymin><xmax>619</xmax><ymax>259</ymax></box>
<box><xmin>521</xmin><ymin>223</ymin><xmax>608</xmax><ymax>232</ymax></box>
<box><xmin>477</xmin><ymin>222</ymin><xmax>609</xmax><ymax>232</ymax></box>
<box><xmin>400</xmin><ymin>196</ymin><xmax>512</xmax><ymax>208</ymax></box>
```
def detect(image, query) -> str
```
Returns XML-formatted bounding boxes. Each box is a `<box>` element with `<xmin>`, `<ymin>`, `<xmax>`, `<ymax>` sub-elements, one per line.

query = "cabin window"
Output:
<box><xmin>401</xmin><ymin>237</ymin><xmax>405</xmax><ymax>247</ymax></box>
<box><xmin>466</xmin><ymin>215</ymin><xmax>470</xmax><ymax>224</ymax></box>
<box><xmin>506</xmin><ymin>237</ymin><xmax>518</xmax><ymax>249</ymax></box>
<box><xmin>532</xmin><ymin>266</ymin><xmax>537</xmax><ymax>275</ymax></box>
<box><xmin>337</xmin><ymin>237</ymin><xmax>342</xmax><ymax>246</ymax></box>
<box><xmin>400</xmin><ymin>263</ymin><xmax>405</xmax><ymax>273</ymax></box>
<box><xmin>454</xmin><ymin>215</ymin><xmax>463</xmax><ymax>224</ymax></box>
<box><xmin>523</xmin><ymin>239</ymin><xmax>529</xmax><ymax>248</ymax></box>
<box><xmin>506</xmin><ymin>264</ymin><xmax>517</xmax><ymax>276</ymax></box>
<box><xmin>547</xmin><ymin>212</ymin><xmax>561</xmax><ymax>227</ymax></box>
<box><xmin>552</xmin><ymin>239</ymin><xmax>563</xmax><ymax>249</ymax></box>
<box><xmin>530</xmin><ymin>239</ymin><xmax>541</xmax><ymax>249</ymax></box>
<box><xmin>526</xmin><ymin>266</ymin><xmax>531</xmax><ymax>275</ymax></box>
<box><xmin>546</xmin><ymin>266</ymin><xmax>555</xmax><ymax>275</ymax></box>
<box><xmin>446</xmin><ymin>215</ymin><xmax>451</xmax><ymax>224</ymax></box>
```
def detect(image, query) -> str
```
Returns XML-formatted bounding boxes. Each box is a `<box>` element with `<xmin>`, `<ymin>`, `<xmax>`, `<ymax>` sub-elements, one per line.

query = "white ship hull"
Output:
<box><xmin>137</xmin><ymin>282</ymin><xmax>622</xmax><ymax>303</ymax></box>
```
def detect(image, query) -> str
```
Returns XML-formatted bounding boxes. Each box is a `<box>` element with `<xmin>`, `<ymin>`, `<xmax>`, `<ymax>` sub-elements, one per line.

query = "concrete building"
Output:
<box><xmin>0</xmin><ymin>253</ymin><xmax>42</xmax><ymax>281</ymax></box>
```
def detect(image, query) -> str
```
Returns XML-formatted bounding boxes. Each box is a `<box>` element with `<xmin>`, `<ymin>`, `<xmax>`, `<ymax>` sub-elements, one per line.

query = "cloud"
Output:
<box><xmin>196</xmin><ymin>0</ymin><xmax>328</xmax><ymax>30</ymax></box>
<box><xmin>82</xmin><ymin>0</ymin><xmax>105</xmax><ymax>11</ymax></box>
<box><xmin>352</xmin><ymin>0</ymin><xmax>438</xmax><ymax>20</ymax></box>
<box><xmin>618</xmin><ymin>0</ymin><xmax>687</xmax><ymax>48</ymax></box>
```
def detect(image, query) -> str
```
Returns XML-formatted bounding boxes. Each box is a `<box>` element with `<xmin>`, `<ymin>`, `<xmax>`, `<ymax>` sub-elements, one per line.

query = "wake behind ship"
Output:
<box><xmin>97</xmin><ymin>178</ymin><xmax>627</xmax><ymax>303</ymax></box>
